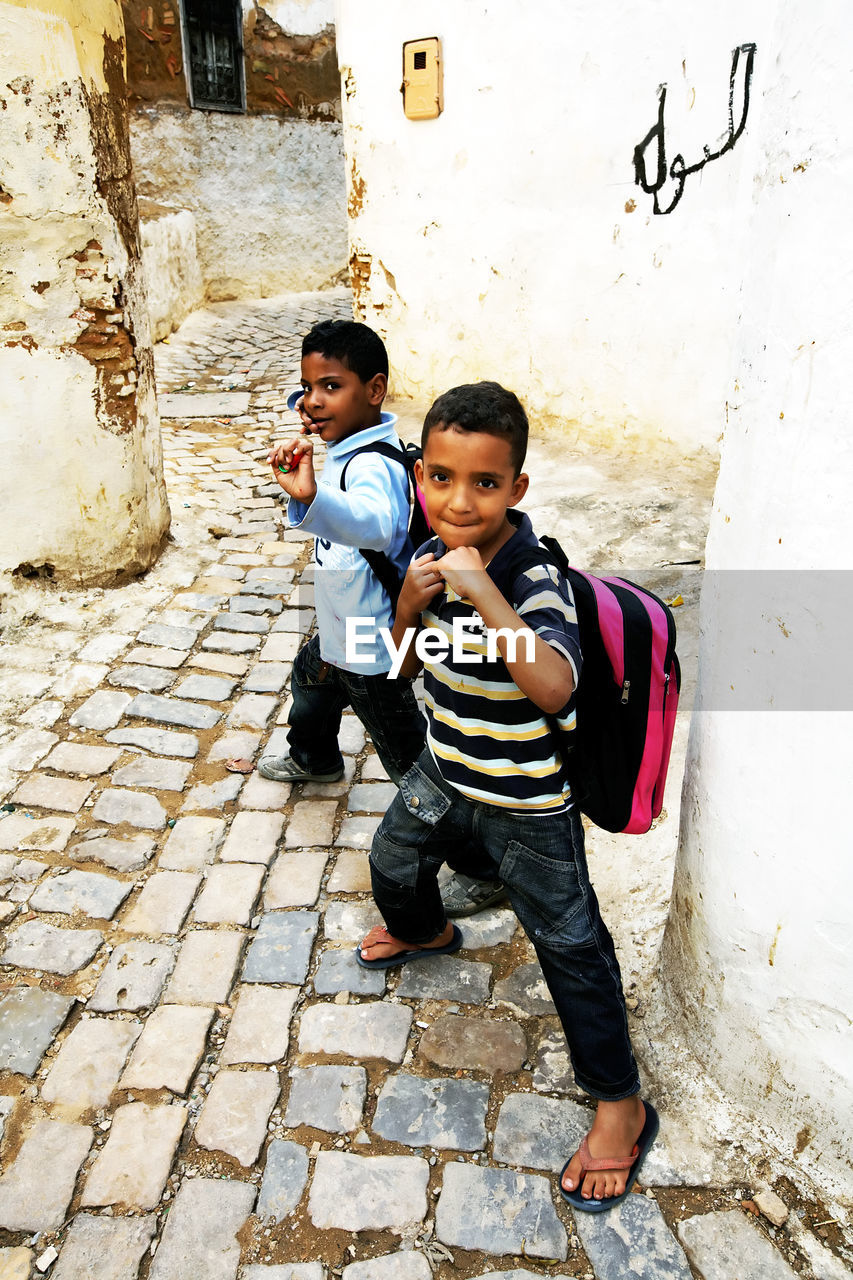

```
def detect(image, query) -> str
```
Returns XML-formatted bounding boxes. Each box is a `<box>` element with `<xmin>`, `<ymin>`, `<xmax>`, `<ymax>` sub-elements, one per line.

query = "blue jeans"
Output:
<box><xmin>369</xmin><ymin>748</ymin><xmax>641</xmax><ymax>1101</ymax></box>
<box><xmin>287</xmin><ymin>635</ymin><xmax>427</xmax><ymax>787</ymax></box>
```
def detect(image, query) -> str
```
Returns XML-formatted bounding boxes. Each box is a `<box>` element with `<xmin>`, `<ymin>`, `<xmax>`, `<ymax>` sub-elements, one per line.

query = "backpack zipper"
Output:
<box><xmin>621</xmin><ymin>679</ymin><xmax>630</xmax><ymax>704</ymax></box>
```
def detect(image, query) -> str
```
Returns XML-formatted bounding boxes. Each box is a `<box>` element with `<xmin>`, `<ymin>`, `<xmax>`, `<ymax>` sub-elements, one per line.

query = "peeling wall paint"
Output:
<box><xmin>0</xmin><ymin>0</ymin><xmax>169</xmax><ymax>584</ymax></box>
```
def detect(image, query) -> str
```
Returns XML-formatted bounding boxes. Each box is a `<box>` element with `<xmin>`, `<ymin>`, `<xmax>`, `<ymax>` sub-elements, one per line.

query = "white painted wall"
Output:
<box><xmin>252</xmin><ymin>0</ymin><xmax>334</xmax><ymax>34</ymax></box>
<box><xmin>129</xmin><ymin>108</ymin><xmax>346</xmax><ymax>300</ymax></box>
<box><xmin>335</xmin><ymin>0</ymin><xmax>777</xmax><ymax>454</ymax></box>
<box><xmin>0</xmin><ymin>0</ymin><xmax>169</xmax><ymax>584</ymax></box>
<box><xmin>139</xmin><ymin>204</ymin><xmax>204</xmax><ymax>341</ymax></box>
<box><xmin>663</xmin><ymin>2</ymin><xmax>853</xmax><ymax>1205</ymax></box>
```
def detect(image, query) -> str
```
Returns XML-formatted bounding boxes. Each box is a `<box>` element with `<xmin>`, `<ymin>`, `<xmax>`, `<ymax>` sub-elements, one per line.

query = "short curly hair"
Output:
<box><xmin>422</xmin><ymin>381</ymin><xmax>529</xmax><ymax>475</ymax></box>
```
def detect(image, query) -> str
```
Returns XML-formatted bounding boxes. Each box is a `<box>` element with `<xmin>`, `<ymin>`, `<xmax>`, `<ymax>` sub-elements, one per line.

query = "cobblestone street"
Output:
<box><xmin>0</xmin><ymin>292</ymin><xmax>848</xmax><ymax>1280</ymax></box>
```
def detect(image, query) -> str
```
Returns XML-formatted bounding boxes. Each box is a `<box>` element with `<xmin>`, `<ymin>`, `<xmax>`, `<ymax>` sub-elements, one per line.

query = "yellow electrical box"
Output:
<box><xmin>402</xmin><ymin>37</ymin><xmax>443</xmax><ymax>120</ymax></box>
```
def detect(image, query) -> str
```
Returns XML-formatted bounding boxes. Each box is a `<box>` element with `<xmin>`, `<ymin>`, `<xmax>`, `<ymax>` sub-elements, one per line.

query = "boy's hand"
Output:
<box><xmin>398</xmin><ymin>552</ymin><xmax>444</xmax><ymax>619</ymax></box>
<box><xmin>435</xmin><ymin>546</ymin><xmax>494</xmax><ymax>607</ymax></box>
<box><xmin>267</xmin><ymin>436</ymin><xmax>317</xmax><ymax>504</ymax></box>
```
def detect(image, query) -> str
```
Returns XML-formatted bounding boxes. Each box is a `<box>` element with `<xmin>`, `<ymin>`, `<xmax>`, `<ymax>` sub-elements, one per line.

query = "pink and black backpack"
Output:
<box><xmin>508</xmin><ymin>535</ymin><xmax>681</xmax><ymax>834</ymax></box>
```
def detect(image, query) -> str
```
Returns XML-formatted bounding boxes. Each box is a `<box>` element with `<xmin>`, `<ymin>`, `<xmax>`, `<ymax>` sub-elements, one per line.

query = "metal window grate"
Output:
<box><xmin>183</xmin><ymin>0</ymin><xmax>243</xmax><ymax>111</ymax></box>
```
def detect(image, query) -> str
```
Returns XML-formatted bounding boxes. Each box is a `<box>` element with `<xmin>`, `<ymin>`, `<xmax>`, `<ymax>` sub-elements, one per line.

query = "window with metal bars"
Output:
<box><xmin>182</xmin><ymin>0</ymin><xmax>245</xmax><ymax>111</ymax></box>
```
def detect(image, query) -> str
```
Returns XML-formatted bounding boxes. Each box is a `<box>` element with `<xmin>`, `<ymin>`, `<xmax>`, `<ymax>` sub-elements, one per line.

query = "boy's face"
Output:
<box><xmin>299</xmin><ymin>352</ymin><xmax>385</xmax><ymax>444</ymax></box>
<box><xmin>416</xmin><ymin>425</ymin><xmax>529</xmax><ymax>563</ymax></box>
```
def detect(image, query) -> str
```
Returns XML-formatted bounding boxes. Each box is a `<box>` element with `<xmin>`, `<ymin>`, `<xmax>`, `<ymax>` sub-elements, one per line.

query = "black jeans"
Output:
<box><xmin>287</xmin><ymin>635</ymin><xmax>427</xmax><ymax>786</ymax></box>
<box><xmin>369</xmin><ymin>748</ymin><xmax>641</xmax><ymax>1101</ymax></box>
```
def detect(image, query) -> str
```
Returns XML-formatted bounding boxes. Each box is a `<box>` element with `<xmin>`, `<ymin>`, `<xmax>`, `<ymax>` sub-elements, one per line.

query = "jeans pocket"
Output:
<box><xmin>370</xmin><ymin>761</ymin><xmax>452</xmax><ymax>888</ymax></box>
<box><xmin>500</xmin><ymin>838</ymin><xmax>595</xmax><ymax>950</ymax></box>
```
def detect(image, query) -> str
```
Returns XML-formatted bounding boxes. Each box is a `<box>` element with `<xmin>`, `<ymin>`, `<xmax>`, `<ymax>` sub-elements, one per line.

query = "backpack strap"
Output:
<box><xmin>339</xmin><ymin>441</ymin><xmax>411</xmax><ymax>607</ymax></box>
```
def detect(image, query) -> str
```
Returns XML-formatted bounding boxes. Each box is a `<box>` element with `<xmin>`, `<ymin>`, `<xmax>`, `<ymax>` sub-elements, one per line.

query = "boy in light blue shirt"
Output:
<box><xmin>259</xmin><ymin>319</ymin><xmax>425</xmax><ymax>785</ymax></box>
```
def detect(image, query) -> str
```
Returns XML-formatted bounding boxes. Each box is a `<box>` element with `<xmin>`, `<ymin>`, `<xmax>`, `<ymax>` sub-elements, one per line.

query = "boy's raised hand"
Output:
<box><xmin>267</xmin><ymin>436</ymin><xmax>317</xmax><ymax>504</ymax></box>
<box><xmin>435</xmin><ymin>545</ymin><xmax>492</xmax><ymax>605</ymax></box>
<box><xmin>398</xmin><ymin>552</ymin><xmax>445</xmax><ymax>619</ymax></box>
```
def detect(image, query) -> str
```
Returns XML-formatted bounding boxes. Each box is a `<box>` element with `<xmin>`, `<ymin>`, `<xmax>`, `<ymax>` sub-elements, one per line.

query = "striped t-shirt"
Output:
<box><xmin>419</xmin><ymin>512</ymin><xmax>582</xmax><ymax>814</ymax></box>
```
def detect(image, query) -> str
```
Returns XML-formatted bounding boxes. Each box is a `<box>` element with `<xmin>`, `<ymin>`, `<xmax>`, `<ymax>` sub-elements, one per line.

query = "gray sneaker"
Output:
<box><xmin>258</xmin><ymin>754</ymin><xmax>344</xmax><ymax>784</ymax></box>
<box><xmin>440</xmin><ymin>871</ymin><xmax>509</xmax><ymax>917</ymax></box>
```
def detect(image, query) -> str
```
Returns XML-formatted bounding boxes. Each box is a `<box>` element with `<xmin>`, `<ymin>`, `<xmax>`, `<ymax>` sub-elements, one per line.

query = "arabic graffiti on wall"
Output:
<box><xmin>633</xmin><ymin>43</ymin><xmax>757</xmax><ymax>215</ymax></box>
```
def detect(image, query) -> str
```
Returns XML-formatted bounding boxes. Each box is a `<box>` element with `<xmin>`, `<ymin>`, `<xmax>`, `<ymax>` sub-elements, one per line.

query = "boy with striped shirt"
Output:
<box><xmin>357</xmin><ymin>382</ymin><xmax>657</xmax><ymax>1212</ymax></box>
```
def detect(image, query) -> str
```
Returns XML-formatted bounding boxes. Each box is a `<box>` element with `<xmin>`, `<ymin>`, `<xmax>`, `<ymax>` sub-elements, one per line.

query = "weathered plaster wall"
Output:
<box><xmin>334</xmin><ymin>0</ymin><xmax>774</xmax><ymax>454</ymax></box>
<box><xmin>0</xmin><ymin>0</ymin><xmax>170</xmax><ymax>585</ymax></box>
<box><xmin>129</xmin><ymin>106</ymin><xmax>346</xmax><ymax>299</ymax></box>
<box><xmin>139</xmin><ymin>201</ymin><xmax>203</xmax><ymax>340</ymax></box>
<box><xmin>662</xmin><ymin>2</ymin><xmax>853</xmax><ymax>1205</ymax></box>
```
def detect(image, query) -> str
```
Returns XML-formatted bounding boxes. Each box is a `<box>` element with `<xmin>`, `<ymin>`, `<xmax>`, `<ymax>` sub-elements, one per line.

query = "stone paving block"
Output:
<box><xmin>122</xmin><ymin>871</ymin><xmax>201</xmax><ymax>935</ymax></box>
<box><xmin>373</xmin><ymin>1074</ymin><xmax>489</xmax><ymax>1151</ymax></box>
<box><xmin>342</xmin><ymin>1254</ymin><xmax>432</xmax><ymax>1280</ymax></box>
<box><xmin>193</xmin><ymin>863</ymin><xmax>264</xmax><ymax>925</ymax></box>
<box><xmin>51</xmin><ymin>663</ymin><xmax>110</xmax><ymax>698</ymax></box>
<box><xmin>492</xmin><ymin>1093</ymin><xmax>591</xmax><ymax>1173</ymax></box>
<box><xmin>531</xmin><ymin>1020</ymin><xmax>575</xmax><ymax>1095</ymax></box>
<box><xmin>0</xmin><ymin>1119</ymin><xmax>93</xmax><ymax>1231</ymax></box>
<box><xmin>88</xmin><ymin>940</ymin><xmax>176</xmax><ymax>1011</ymax></box>
<box><xmin>263</xmin><ymin>849</ymin><xmax>326</xmax><ymax>907</ymax></box>
<box><xmin>0</xmin><ymin>987</ymin><xmax>75</xmax><ymax>1075</ymax></box>
<box><xmin>259</xmin><ymin>633</ymin><xmax>301</xmax><ymax>662</ymax></box>
<box><xmin>576</xmin><ymin>1195</ymin><xmax>693</xmax><ymax>1279</ymax></box>
<box><xmin>299</xmin><ymin>1003</ymin><xmax>412</xmax><ymax>1063</ymax></box>
<box><xmin>220</xmin><ymin>811</ymin><xmax>285</xmax><ymax>865</ymax></box>
<box><xmin>2</xmin><ymin>920</ymin><xmax>102</xmax><ymax>976</ymax></box>
<box><xmin>308</xmin><ymin>1152</ymin><xmax>428</xmax><ymax>1233</ymax></box>
<box><xmin>270</xmin><ymin>609</ymin><xmax>313</xmax><ymax>633</ymax></box>
<box><xmin>323</xmin><ymin>900</ymin><xmax>383</xmax><ymax>943</ymax></box>
<box><xmin>242</xmin><ymin>1265</ymin><xmax>322</xmax><ymax>1280</ymax></box>
<box><xmin>194</xmin><ymin>1068</ymin><xmax>279</xmax><ymax>1166</ymax></box>
<box><xmin>334</xmin><ymin>816</ymin><xmax>381</xmax><ymax>850</ymax></box>
<box><xmin>435</xmin><ymin>1163</ymin><xmax>567</xmax><ymax>1261</ymax></box>
<box><xmin>231</xmin><ymin>594</ymin><xmax>283</xmax><ymax>615</ymax></box>
<box><xmin>161</xmin><ymin>816</ymin><xmax>226</xmax><ymax>871</ymax></box>
<box><xmin>327</xmin><ymin>849</ymin><xmax>372</xmax><ymax>893</ymax></box>
<box><xmin>166</xmin><ymin>926</ymin><xmax>244</xmax><ymax>1003</ymax></box>
<box><xmin>72</xmin><ymin>833</ymin><xmax>156</xmax><ymax>872</ymax></box>
<box><xmin>338</xmin><ymin>717</ymin><xmax>365</xmax><ymax>753</ymax></box>
<box><xmin>0</xmin><ymin>1096</ymin><xmax>14</xmax><ymax>1144</ymax></box>
<box><xmin>360</xmin><ymin>753</ymin><xmax>390</xmax><ymax>780</ymax></box>
<box><xmin>237</xmin><ymin>772</ymin><xmax>291</xmax><ymax>810</ymax></box>
<box><xmin>242</xmin><ymin>663</ymin><xmax>291</xmax><ymax>694</ymax></box>
<box><xmin>0</xmin><ymin>729</ymin><xmax>59</xmax><ymax>771</ymax></box>
<box><xmin>285</xmin><ymin>1064</ymin><xmax>366</xmax><ymax>1133</ymax></box>
<box><xmin>92</xmin><ymin>788</ymin><xmax>168</xmax><ymax>831</ymax></box>
<box><xmin>106</xmin><ymin>727</ymin><xmax>199</xmax><ymax>758</ymax></box>
<box><xmin>127</xmin><ymin>693</ymin><xmax>221</xmax><ymax>731</ymax></box>
<box><xmin>202</xmin><ymin>633</ymin><xmax>261</xmax><ymax>654</ymax></box>
<box><xmin>82</xmin><ymin>1101</ymin><xmax>187</xmax><ymax>1209</ymax></box>
<box><xmin>284</xmin><ymin>801</ymin><xmax>337</xmax><ymax>849</ymax></box>
<box><xmin>120</xmin><ymin>1004</ymin><xmax>214</xmax><ymax>1093</ymax></box>
<box><xmin>255</xmin><ymin>1139</ymin><xmax>309</xmax><ymax>1222</ymax></box>
<box><xmin>467</xmin><ymin>1273</ymin><xmax>573</xmax><ymax>1280</ymax></box>
<box><xmin>12</xmin><ymin>773</ymin><xmax>93</xmax><ymax>813</ymax></box>
<box><xmin>30</xmin><ymin>869</ymin><xmax>132</xmax><ymax>919</ymax></box>
<box><xmin>221</xmin><ymin>985</ymin><xmax>299</xmax><ymax>1064</ymax></box>
<box><xmin>418</xmin><ymin>1015</ymin><xmax>526</xmax><ymax>1075</ymax></box>
<box><xmin>42</xmin><ymin>742</ymin><xmax>121</xmax><ymax>775</ymax></box>
<box><xmin>51</xmin><ymin>1213</ymin><xmax>157</xmax><ymax>1280</ymax></box>
<box><xmin>313</xmin><ymin>948</ymin><xmax>385</xmax><ymax>996</ymax></box>
<box><xmin>245</xmin><ymin>566</ymin><xmax>297</xmax><ymax>583</ymax></box>
<box><xmin>0</xmin><ymin>814</ymin><xmax>76</xmax><ymax>854</ymax></box>
<box><xmin>227</xmin><ymin>694</ymin><xmax>277</xmax><ymax>729</ymax></box>
<box><xmin>169</xmin><ymin>592</ymin><xmax>227</xmax><ymax>612</ymax></box>
<box><xmin>182</xmin><ymin>776</ymin><xmax>245</xmax><ymax>811</ymax></box>
<box><xmin>458</xmin><ymin>908</ymin><xmax>519</xmax><ymax>950</ymax></box>
<box><xmin>42</xmin><ymin>1015</ymin><xmax>141</xmax><ymax>1112</ymax></box>
<box><xmin>242</xmin><ymin>910</ymin><xmax>319</xmax><ymax>983</ymax></box>
<box><xmin>174</xmin><ymin>674</ymin><xmax>239</xmax><ymax>701</ymax></box>
<box><xmin>19</xmin><ymin>699</ymin><xmax>64</xmax><ymax>730</ymax></box>
<box><xmin>187</xmin><ymin>652</ymin><xmax>249</xmax><ymax>677</ymax></box>
<box><xmin>78</xmin><ymin>632</ymin><xmax>133</xmax><ymax>663</ymax></box>
<box><xmin>494</xmin><ymin>962</ymin><xmax>557</xmax><ymax>1016</ymax></box>
<box><xmin>147</xmin><ymin>1177</ymin><xmax>256</xmax><ymax>1280</ymax></box>
<box><xmin>137</xmin><ymin>622</ymin><xmax>198</xmax><ymax>650</ymax></box>
<box><xmin>69</xmin><ymin>691</ymin><xmax>132</xmax><ymax>731</ymax></box>
<box><xmin>396</xmin><ymin>956</ymin><xmax>492</xmax><ymax>1005</ymax></box>
<box><xmin>347</xmin><ymin>782</ymin><xmax>398</xmax><ymax>813</ymax></box>
<box><xmin>208</xmin><ymin>730</ymin><xmax>262</xmax><ymax>761</ymax></box>
<box><xmin>677</xmin><ymin>1209</ymin><xmax>799</xmax><ymax>1280</ymax></box>
<box><xmin>111</xmin><ymin>755</ymin><xmax>193</xmax><ymax>791</ymax></box>
<box><xmin>0</xmin><ymin>1246</ymin><xmax>33</xmax><ymax>1279</ymax></box>
<box><xmin>124</xmin><ymin>645</ymin><xmax>189</xmax><ymax>669</ymax></box>
<box><xmin>108</xmin><ymin>665</ymin><xmax>176</xmax><ymax>693</ymax></box>
<box><xmin>215</xmin><ymin>613</ymin><xmax>270</xmax><ymax>635</ymax></box>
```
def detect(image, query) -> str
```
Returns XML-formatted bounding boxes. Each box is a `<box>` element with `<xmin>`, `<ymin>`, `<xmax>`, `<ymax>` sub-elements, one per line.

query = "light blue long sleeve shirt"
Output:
<box><xmin>285</xmin><ymin>414</ymin><xmax>412</xmax><ymax>673</ymax></box>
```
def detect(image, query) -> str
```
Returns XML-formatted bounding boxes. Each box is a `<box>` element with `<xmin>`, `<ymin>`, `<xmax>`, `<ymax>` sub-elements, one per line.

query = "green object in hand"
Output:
<box><xmin>278</xmin><ymin>464</ymin><xmax>290</xmax><ymax>474</ymax></box>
